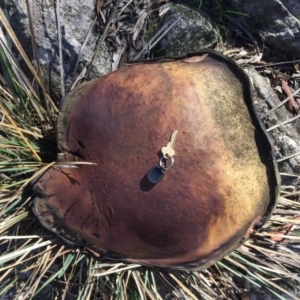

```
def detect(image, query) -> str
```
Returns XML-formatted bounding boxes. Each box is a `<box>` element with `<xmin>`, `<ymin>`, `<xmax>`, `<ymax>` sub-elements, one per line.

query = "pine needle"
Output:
<box><xmin>0</xmin><ymin>102</ymin><xmax>41</xmax><ymax>161</ymax></box>
<box><xmin>1</xmin><ymin>1</ymin><xmax>300</xmax><ymax>299</ymax></box>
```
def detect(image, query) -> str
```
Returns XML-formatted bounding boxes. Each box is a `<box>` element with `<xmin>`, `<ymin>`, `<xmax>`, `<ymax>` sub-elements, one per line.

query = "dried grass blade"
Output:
<box><xmin>0</xmin><ymin>123</ymin><xmax>43</xmax><ymax>138</ymax></box>
<box><xmin>267</xmin><ymin>114</ymin><xmax>300</xmax><ymax>131</ymax></box>
<box><xmin>277</xmin><ymin>151</ymin><xmax>300</xmax><ymax>163</ymax></box>
<box><xmin>0</xmin><ymin>211</ymin><xmax>28</xmax><ymax>234</ymax></box>
<box><xmin>0</xmin><ymin>277</ymin><xmax>18</xmax><ymax>297</ymax></box>
<box><xmin>132</xmin><ymin>10</ymin><xmax>147</xmax><ymax>43</ymax></box>
<box><xmin>27</xmin><ymin>246</ymin><xmax>68</xmax><ymax>297</ymax></box>
<box><xmin>72</xmin><ymin>17</ymin><xmax>97</xmax><ymax>77</ymax></box>
<box><xmin>55</xmin><ymin>0</ymin><xmax>65</xmax><ymax>96</ymax></box>
<box><xmin>25</xmin><ymin>0</ymin><xmax>52</xmax><ymax>112</ymax></box>
<box><xmin>149</xmin><ymin>270</ymin><xmax>163</xmax><ymax>300</ymax></box>
<box><xmin>134</xmin><ymin>17</ymin><xmax>181</xmax><ymax>60</ymax></box>
<box><xmin>0</xmin><ymin>235</ymin><xmax>52</xmax><ymax>240</ymax></box>
<box><xmin>136</xmin><ymin>272</ymin><xmax>157</xmax><ymax>300</ymax></box>
<box><xmin>169</xmin><ymin>273</ymin><xmax>198</xmax><ymax>300</ymax></box>
<box><xmin>61</xmin><ymin>251</ymin><xmax>82</xmax><ymax>299</ymax></box>
<box><xmin>132</xmin><ymin>270</ymin><xmax>146</xmax><ymax>300</ymax></box>
<box><xmin>254</xmin><ymin>272</ymin><xmax>299</xmax><ymax>300</ymax></box>
<box><xmin>0</xmin><ymin>28</ymin><xmax>40</xmax><ymax>103</ymax></box>
<box><xmin>0</xmin><ymin>240</ymin><xmax>53</xmax><ymax>265</ymax></box>
<box><xmin>0</xmin><ymin>100</ymin><xmax>40</xmax><ymax>162</ymax></box>
<box><xmin>2</xmin><ymin>162</ymin><xmax>55</xmax><ymax>213</ymax></box>
<box><xmin>94</xmin><ymin>264</ymin><xmax>140</xmax><ymax>276</ymax></box>
<box><xmin>244</xmin><ymin>241</ymin><xmax>300</xmax><ymax>260</ymax></box>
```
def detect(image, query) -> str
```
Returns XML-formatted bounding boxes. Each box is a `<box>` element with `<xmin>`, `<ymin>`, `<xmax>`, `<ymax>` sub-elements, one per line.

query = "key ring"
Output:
<box><xmin>159</xmin><ymin>156</ymin><xmax>174</xmax><ymax>170</ymax></box>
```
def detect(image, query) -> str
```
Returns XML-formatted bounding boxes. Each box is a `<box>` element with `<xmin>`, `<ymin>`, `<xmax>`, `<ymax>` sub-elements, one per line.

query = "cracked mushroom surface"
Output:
<box><xmin>32</xmin><ymin>51</ymin><xmax>279</xmax><ymax>270</ymax></box>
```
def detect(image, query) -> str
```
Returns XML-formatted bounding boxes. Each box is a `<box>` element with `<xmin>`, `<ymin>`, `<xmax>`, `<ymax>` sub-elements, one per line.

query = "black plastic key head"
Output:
<box><xmin>147</xmin><ymin>166</ymin><xmax>165</xmax><ymax>184</ymax></box>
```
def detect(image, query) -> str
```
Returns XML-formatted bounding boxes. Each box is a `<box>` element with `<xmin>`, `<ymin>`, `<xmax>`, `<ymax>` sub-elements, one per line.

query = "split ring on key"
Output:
<box><xmin>159</xmin><ymin>156</ymin><xmax>174</xmax><ymax>170</ymax></box>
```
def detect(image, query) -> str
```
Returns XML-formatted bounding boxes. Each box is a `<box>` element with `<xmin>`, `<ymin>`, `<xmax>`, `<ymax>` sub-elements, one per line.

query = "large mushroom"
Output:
<box><xmin>32</xmin><ymin>51</ymin><xmax>279</xmax><ymax>270</ymax></box>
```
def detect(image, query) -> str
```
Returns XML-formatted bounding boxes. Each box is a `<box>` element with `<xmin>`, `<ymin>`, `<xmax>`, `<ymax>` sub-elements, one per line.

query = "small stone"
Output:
<box><xmin>225</xmin><ymin>0</ymin><xmax>300</xmax><ymax>57</ymax></box>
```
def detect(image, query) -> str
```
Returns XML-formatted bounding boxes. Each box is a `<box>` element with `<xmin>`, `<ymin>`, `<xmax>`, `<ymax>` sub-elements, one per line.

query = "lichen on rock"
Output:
<box><xmin>225</xmin><ymin>0</ymin><xmax>300</xmax><ymax>56</ymax></box>
<box><xmin>1</xmin><ymin>0</ymin><xmax>112</xmax><ymax>100</ymax></box>
<box><xmin>246</xmin><ymin>68</ymin><xmax>300</xmax><ymax>177</ymax></box>
<box><xmin>158</xmin><ymin>4</ymin><xmax>218</xmax><ymax>57</ymax></box>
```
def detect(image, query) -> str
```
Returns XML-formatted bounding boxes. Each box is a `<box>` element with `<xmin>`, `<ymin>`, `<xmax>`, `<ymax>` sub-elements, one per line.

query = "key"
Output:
<box><xmin>161</xmin><ymin>130</ymin><xmax>178</xmax><ymax>159</ymax></box>
<box><xmin>147</xmin><ymin>165</ymin><xmax>165</xmax><ymax>184</ymax></box>
<box><xmin>147</xmin><ymin>155</ymin><xmax>175</xmax><ymax>184</ymax></box>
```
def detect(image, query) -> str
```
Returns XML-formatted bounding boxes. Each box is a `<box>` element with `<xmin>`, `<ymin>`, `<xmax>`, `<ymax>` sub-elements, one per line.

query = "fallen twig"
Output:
<box><xmin>55</xmin><ymin>0</ymin><xmax>65</xmax><ymax>97</ymax></box>
<box><xmin>87</xmin><ymin>0</ymin><xmax>122</xmax><ymax>78</ymax></box>
<box><xmin>281</xmin><ymin>78</ymin><xmax>299</xmax><ymax>115</ymax></box>
<box><xmin>260</xmin><ymin>87</ymin><xmax>300</xmax><ymax>119</ymax></box>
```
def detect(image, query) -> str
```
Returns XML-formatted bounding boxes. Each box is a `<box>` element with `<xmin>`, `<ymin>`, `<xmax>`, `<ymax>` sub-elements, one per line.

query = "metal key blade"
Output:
<box><xmin>167</xmin><ymin>130</ymin><xmax>178</xmax><ymax>149</ymax></box>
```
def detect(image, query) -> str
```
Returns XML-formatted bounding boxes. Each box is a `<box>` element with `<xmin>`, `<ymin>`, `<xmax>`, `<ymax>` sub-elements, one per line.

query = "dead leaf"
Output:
<box><xmin>294</xmin><ymin>62</ymin><xmax>300</xmax><ymax>71</ymax></box>
<box><xmin>182</xmin><ymin>54</ymin><xmax>208</xmax><ymax>63</ymax></box>
<box><xmin>156</xmin><ymin>0</ymin><xmax>170</xmax><ymax>4</ymax></box>
<box><xmin>103</xmin><ymin>0</ymin><xmax>113</xmax><ymax>8</ymax></box>
<box><xmin>269</xmin><ymin>216</ymin><xmax>300</xmax><ymax>242</ymax></box>
<box><xmin>223</xmin><ymin>48</ymin><xmax>242</xmax><ymax>56</ymax></box>
<box><xmin>132</xmin><ymin>10</ymin><xmax>147</xmax><ymax>43</ymax></box>
<box><xmin>96</xmin><ymin>0</ymin><xmax>102</xmax><ymax>18</ymax></box>
<box><xmin>96</xmin><ymin>0</ymin><xmax>113</xmax><ymax>25</ymax></box>
<box><xmin>269</xmin><ymin>229</ymin><xmax>288</xmax><ymax>242</ymax></box>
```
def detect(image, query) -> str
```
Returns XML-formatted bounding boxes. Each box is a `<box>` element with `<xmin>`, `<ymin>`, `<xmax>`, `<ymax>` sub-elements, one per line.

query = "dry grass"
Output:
<box><xmin>1</xmin><ymin>1</ymin><xmax>300</xmax><ymax>299</ymax></box>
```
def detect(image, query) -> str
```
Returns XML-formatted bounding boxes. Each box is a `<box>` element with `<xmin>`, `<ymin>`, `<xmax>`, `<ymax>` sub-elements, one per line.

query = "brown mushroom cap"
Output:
<box><xmin>33</xmin><ymin>51</ymin><xmax>279</xmax><ymax>270</ymax></box>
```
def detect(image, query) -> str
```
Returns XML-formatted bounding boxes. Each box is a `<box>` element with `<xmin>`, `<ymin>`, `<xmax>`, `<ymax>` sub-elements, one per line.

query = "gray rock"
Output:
<box><xmin>246</xmin><ymin>68</ymin><xmax>300</xmax><ymax>176</ymax></box>
<box><xmin>158</xmin><ymin>4</ymin><xmax>218</xmax><ymax>57</ymax></box>
<box><xmin>1</xmin><ymin>0</ymin><xmax>112</xmax><ymax>99</ymax></box>
<box><xmin>225</xmin><ymin>0</ymin><xmax>300</xmax><ymax>57</ymax></box>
